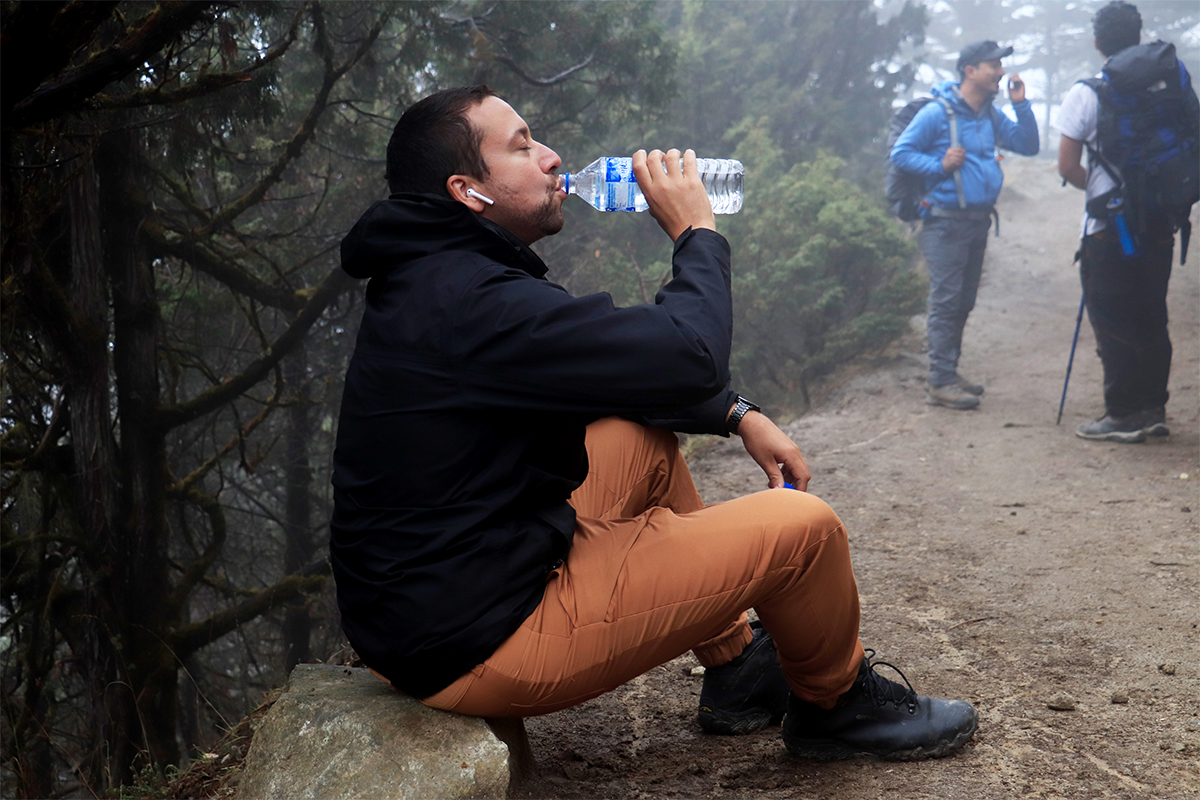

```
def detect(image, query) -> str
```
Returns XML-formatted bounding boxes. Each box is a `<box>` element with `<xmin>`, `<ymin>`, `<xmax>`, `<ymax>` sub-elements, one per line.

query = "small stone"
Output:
<box><xmin>1016</xmin><ymin>528</ymin><xmax>1027</xmax><ymax>535</ymax></box>
<box><xmin>1159</xmin><ymin>663</ymin><xmax>1177</xmax><ymax>675</ymax></box>
<box><xmin>690</xmin><ymin>666</ymin><xmax>706</xmax><ymax>677</ymax></box>
<box><xmin>1174</xmin><ymin>743</ymin><xmax>1188</xmax><ymax>753</ymax></box>
<box><xmin>1183</xmin><ymin>507</ymin><xmax>1192</xmax><ymax>513</ymax></box>
<box><xmin>1110</xmin><ymin>691</ymin><xmax>1129</xmax><ymax>704</ymax></box>
<box><xmin>1047</xmin><ymin>693</ymin><xmax>1076</xmax><ymax>711</ymax></box>
<box><xmin>1185</xmin><ymin>718</ymin><xmax>1200</xmax><ymax>732</ymax></box>
<box><xmin>1181</xmin><ymin>473</ymin><xmax>1190</xmax><ymax>480</ymax></box>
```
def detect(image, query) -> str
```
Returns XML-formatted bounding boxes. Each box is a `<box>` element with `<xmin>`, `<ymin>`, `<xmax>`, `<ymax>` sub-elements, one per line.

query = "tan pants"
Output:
<box><xmin>422</xmin><ymin>418</ymin><xmax>865</xmax><ymax>717</ymax></box>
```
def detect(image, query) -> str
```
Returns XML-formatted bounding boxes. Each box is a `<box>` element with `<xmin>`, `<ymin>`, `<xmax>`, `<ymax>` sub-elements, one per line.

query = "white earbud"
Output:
<box><xmin>466</xmin><ymin>188</ymin><xmax>495</xmax><ymax>206</ymax></box>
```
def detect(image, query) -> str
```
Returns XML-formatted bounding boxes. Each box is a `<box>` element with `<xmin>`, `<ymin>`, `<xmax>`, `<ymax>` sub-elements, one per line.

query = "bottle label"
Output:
<box><xmin>603</xmin><ymin>157</ymin><xmax>636</xmax><ymax>212</ymax></box>
<box><xmin>605</xmin><ymin>157</ymin><xmax>633</xmax><ymax>182</ymax></box>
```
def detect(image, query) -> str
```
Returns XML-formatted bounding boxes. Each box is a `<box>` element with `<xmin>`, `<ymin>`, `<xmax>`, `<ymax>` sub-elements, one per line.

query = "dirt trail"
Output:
<box><xmin>516</xmin><ymin>158</ymin><xmax>1200</xmax><ymax>800</ymax></box>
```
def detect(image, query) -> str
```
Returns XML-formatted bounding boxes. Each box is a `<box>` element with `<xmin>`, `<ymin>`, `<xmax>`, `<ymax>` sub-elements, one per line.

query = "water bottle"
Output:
<box><xmin>561</xmin><ymin>157</ymin><xmax>744</xmax><ymax>214</ymax></box>
<box><xmin>1104</xmin><ymin>195</ymin><xmax>1137</xmax><ymax>257</ymax></box>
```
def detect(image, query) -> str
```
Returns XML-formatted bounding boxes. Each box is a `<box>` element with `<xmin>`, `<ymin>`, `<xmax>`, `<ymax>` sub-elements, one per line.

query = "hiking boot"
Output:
<box><xmin>1075</xmin><ymin>414</ymin><xmax>1146</xmax><ymax>443</ymax></box>
<box><xmin>698</xmin><ymin>621</ymin><xmax>790</xmax><ymax>735</ymax></box>
<box><xmin>1139</xmin><ymin>406</ymin><xmax>1169</xmax><ymax>437</ymax></box>
<box><xmin>926</xmin><ymin>382</ymin><xmax>980</xmax><ymax>410</ymax></box>
<box><xmin>953</xmin><ymin>375</ymin><xmax>985</xmax><ymax>396</ymax></box>
<box><xmin>782</xmin><ymin>650</ymin><xmax>978</xmax><ymax>761</ymax></box>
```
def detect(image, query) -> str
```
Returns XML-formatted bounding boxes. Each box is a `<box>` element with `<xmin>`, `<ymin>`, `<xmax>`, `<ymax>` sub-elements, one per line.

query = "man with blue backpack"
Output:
<box><xmin>891</xmin><ymin>41</ymin><xmax>1040</xmax><ymax>410</ymax></box>
<box><xmin>1057</xmin><ymin>1</ymin><xmax>1199</xmax><ymax>443</ymax></box>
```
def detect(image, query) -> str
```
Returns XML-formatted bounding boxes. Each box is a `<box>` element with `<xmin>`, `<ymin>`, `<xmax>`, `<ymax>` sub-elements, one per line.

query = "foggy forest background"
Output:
<box><xmin>2</xmin><ymin>1</ymin><xmax>1197</xmax><ymax>796</ymax></box>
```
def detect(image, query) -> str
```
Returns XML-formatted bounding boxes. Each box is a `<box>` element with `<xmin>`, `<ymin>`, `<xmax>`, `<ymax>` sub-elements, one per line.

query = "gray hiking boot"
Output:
<box><xmin>1075</xmin><ymin>414</ymin><xmax>1145</xmax><ymax>443</ymax></box>
<box><xmin>1139</xmin><ymin>406</ymin><xmax>1169</xmax><ymax>437</ymax></box>
<box><xmin>953</xmin><ymin>376</ymin><xmax>985</xmax><ymax>396</ymax></box>
<box><xmin>926</xmin><ymin>382</ymin><xmax>980</xmax><ymax>410</ymax></box>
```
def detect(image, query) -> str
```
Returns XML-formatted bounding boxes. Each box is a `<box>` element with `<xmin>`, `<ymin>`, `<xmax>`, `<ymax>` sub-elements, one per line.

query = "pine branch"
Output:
<box><xmin>194</xmin><ymin>2</ymin><xmax>393</xmax><ymax>236</ymax></box>
<box><xmin>0</xmin><ymin>2</ymin><xmax>120</xmax><ymax>113</ymax></box>
<box><xmin>6</xmin><ymin>2</ymin><xmax>221</xmax><ymax>129</ymax></box>
<box><xmin>142</xmin><ymin>219</ymin><xmax>306</xmax><ymax>311</ymax></box>
<box><xmin>153</xmin><ymin>266</ymin><xmax>353</xmax><ymax>432</ymax></box>
<box><xmin>169</xmin><ymin>559</ymin><xmax>331</xmax><ymax>658</ymax></box>
<box><xmin>162</xmin><ymin>486</ymin><xmax>226</xmax><ymax>620</ymax></box>
<box><xmin>91</xmin><ymin>5</ymin><xmax>303</xmax><ymax>110</ymax></box>
<box><xmin>494</xmin><ymin>53</ymin><xmax>595</xmax><ymax>86</ymax></box>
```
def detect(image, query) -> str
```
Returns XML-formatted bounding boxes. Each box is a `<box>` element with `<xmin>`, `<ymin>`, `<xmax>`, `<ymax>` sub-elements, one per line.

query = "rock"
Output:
<box><xmin>1159</xmin><ymin>663</ymin><xmax>1177</xmax><ymax>675</ymax></box>
<box><xmin>234</xmin><ymin>664</ymin><xmax>525</xmax><ymax>800</ymax></box>
<box><xmin>690</xmin><ymin>666</ymin><xmax>707</xmax><ymax>677</ymax></box>
<box><xmin>1046</xmin><ymin>693</ymin><xmax>1076</xmax><ymax>711</ymax></box>
<box><xmin>1110</xmin><ymin>691</ymin><xmax>1129</xmax><ymax>704</ymax></box>
<box><xmin>1186</xmin><ymin>718</ymin><xmax>1200</xmax><ymax>732</ymax></box>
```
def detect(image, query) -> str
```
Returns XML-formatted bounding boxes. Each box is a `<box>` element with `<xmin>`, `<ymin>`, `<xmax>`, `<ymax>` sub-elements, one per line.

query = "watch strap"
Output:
<box><xmin>726</xmin><ymin>396</ymin><xmax>760</xmax><ymax>434</ymax></box>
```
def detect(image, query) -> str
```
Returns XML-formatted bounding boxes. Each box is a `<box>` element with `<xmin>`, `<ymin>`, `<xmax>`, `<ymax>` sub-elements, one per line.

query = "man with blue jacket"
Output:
<box><xmin>892</xmin><ymin>41</ymin><xmax>1040</xmax><ymax>410</ymax></box>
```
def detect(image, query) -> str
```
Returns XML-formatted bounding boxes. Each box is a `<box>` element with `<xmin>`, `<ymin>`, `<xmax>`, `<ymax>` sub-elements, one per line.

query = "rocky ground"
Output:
<box><xmin>514</xmin><ymin>158</ymin><xmax>1200</xmax><ymax>799</ymax></box>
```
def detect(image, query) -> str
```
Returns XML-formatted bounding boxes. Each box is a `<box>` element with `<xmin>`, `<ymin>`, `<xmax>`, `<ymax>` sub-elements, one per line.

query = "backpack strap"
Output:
<box><xmin>936</xmin><ymin>98</ymin><xmax>967</xmax><ymax>209</ymax></box>
<box><xmin>1075</xmin><ymin>78</ymin><xmax>1124</xmax><ymax>186</ymax></box>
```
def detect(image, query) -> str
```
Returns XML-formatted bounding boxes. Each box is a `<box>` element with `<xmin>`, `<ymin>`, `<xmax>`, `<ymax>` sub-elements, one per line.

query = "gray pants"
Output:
<box><xmin>918</xmin><ymin>216</ymin><xmax>991</xmax><ymax>387</ymax></box>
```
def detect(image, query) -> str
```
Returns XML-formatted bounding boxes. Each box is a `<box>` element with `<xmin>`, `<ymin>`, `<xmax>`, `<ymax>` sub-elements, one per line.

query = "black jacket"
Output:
<box><xmin>331</xmin><ymin>193</ymin><xmax>736</xmax><ymax>698</ymax></box>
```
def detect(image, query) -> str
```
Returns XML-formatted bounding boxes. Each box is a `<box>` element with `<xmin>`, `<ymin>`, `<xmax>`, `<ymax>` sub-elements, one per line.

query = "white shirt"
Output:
<box><xmin>1057</xmin><ymin>78</ymin><xmax>1116</xmax><ymax>235</ymax></box>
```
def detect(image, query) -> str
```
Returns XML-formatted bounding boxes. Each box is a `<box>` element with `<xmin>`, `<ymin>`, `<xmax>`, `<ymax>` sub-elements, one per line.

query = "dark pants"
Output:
<box><xmin>919</xmin><ymin>217</ymin><xmax>992</xmax><ymax>386</ymax></box>
<box><xmin>1079</xmin><ymin>229</ymin><xmax>1174</xmax><ymax>419</ymax></box>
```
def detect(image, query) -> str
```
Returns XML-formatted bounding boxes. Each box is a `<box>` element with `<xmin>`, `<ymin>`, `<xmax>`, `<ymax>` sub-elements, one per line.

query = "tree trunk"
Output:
<box><xmin>283</xmin><ymin>346</ymin><xmax>314</xmax><ymax>672</ymax></box>
<box><xmin>66</xmin><ymin>153</ymin><xmax>131</xmax><ymax>792</ymax></box>
<box><xmin>96</xmin><ymin>128</ymin><xmax>179</xmax><ymax>785</ymax></box>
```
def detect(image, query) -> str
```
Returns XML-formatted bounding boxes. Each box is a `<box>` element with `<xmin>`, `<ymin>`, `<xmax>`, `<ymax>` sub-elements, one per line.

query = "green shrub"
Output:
<box><xmin>725</xmin><ymin>147</ymin><xmax>925</xmax><ymax>408</ymax></box>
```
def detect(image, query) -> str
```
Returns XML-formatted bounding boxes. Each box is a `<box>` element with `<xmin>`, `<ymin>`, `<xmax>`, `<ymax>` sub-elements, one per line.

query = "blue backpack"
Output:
<box><xmin>1080</xmin><ymin>40</ymin><xmax>1200</xmax><ymax>263</ymax></box>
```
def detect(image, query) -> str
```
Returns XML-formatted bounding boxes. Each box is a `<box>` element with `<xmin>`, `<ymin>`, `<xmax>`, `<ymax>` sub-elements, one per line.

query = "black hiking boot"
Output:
<box><xmin>697</xmin><ymin>621</ymin><xmax>790</xmax><ymax>735</ymax></box>
<box><xmin>781</xmin><ymin>650</ymin><xmax>978</xmax><ymax>761</ymax></box>
<box><xmin>1139</xmin><ymin>406</ymin><xmax>1169</xmax><ymax>438</ymax></box>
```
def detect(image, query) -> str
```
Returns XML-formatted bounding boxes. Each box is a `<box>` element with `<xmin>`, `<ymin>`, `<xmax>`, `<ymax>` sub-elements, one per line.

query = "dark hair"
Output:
<box><xmin>385</xmin><ymin>86</ymin><xmax>498</xmax><ymax>196</ymax></box>
<box><xmin>1093</xmin><ymin>1</ymin><xmax>1141</xmax><ymax>57</ymax></box>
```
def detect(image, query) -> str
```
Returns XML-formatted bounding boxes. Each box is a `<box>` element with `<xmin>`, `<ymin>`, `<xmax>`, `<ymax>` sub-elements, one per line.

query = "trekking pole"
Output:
<box><xmin>1056</xmin><ymin>292</ymin><xmax>1086</xmax><ymax>425</ymax></box>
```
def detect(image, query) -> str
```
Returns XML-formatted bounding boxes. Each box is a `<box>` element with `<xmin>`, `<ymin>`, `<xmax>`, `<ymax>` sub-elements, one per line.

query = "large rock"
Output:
<box><xmin>234</xmin><ymin>664</ymin><xmax>529</xmax><ymax>800</ymax></box>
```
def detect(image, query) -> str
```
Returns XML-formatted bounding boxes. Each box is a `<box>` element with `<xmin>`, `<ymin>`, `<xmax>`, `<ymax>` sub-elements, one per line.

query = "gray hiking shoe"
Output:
<box><xmin>953</xmin><ymin>376</ymin><xmax>985</xmax><ymax>396</ymax></box>
<box><xmin>926</xmin><ymin>382</ymin><xmax>980</xmax><ymax>410</ymax></box>
<box><xmin>1075</xmin><ymin>414</ymin><xmax>1145</xmax><ymax>443</ymax></box>
<box><xmin>1139</xmin><ymin>407</ymin><xmax>1169</xmax><ymax>437</ymax></box>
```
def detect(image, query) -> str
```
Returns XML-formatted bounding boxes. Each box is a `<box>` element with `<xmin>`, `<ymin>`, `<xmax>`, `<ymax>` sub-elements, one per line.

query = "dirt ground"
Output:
<box><xmin>514</xmin><ymin>157</ymin><xmax>1200</xmax><ymax>800</ymax></box>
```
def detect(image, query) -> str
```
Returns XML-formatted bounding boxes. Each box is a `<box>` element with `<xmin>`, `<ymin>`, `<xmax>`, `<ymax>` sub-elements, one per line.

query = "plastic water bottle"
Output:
<box><xmin>561</xmin><ymin>157</ymin><xmax>744</xmax><ymax>214</ymax></box>
<box><xmin>1104</xmin><ymin>195</ymin><xmax>1137</xmax><ymax>257</ymax></box>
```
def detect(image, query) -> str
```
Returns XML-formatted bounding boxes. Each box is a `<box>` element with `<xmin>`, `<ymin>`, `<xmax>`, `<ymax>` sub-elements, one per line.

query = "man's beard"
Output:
<box><xmin>532</xmin><ymin>195</ymin><xmax>565</xmax><ymax>237</ymax></box>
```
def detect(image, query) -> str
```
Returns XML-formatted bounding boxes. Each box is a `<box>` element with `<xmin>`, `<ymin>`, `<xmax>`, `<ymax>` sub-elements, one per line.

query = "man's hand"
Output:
<box><xmin>734</xmin><ymin>410</ymin><xmax>812</xmax><ymax>491</ymax></box>
<box><xmin>1007</xmin><ymin>73</ymin><xmax>1026</xmax><ymax>104</ymax></box>
<box><xmin>942</xmin><ymin>146</ymin><xmax>966</xmax><ymax>173</ymax></box>
<box><xmin>632</xmin><ymin>148</ymin><xmax>716</xmax><ymax>241</ymax></box>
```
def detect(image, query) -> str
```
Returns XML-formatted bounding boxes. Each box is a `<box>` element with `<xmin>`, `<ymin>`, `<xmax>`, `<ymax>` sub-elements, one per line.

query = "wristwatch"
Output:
<box><xmin>726</xmin><ymin>395</ymin><xmax>761</xmax><ymax>434</ymax></box>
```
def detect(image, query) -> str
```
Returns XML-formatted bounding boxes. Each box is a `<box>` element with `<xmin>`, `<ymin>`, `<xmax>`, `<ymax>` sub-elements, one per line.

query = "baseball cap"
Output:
<box><xmin>956</xmin><ymin>40</ymin><xmax>1014</xmax><ymax>73</ymax></box>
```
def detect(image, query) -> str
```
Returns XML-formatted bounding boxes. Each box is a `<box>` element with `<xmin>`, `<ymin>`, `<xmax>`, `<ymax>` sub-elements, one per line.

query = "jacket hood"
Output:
<box><xmin>340</xmin><ymin>192</ymin><xmax>549</xmax><ymax>280</ymax></box>
<box><xmin>931</xmin><ymin>80</ymin><xmax>968</xmax><ymax>109</ymax></box>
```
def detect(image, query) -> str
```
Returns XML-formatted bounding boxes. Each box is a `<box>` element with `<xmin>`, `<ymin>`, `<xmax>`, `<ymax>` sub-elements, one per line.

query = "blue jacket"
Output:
<box><xmin>891</xmin><ymin>80</ymin><xmax>1040</xmax><ymax>213</ymax></box>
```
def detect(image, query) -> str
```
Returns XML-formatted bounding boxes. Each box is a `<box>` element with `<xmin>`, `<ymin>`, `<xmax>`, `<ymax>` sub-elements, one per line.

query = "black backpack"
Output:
<box><xmin>1079</xmin><ymin>40</ymin><xmax>1200</xmax><ymax>263</ymax></box>
<box><xmin>885</xmin><ymin>96</ymin><xmax>997</xmax><ymax>221</ymax></box>
<box><xmin>886</xmin><ymin>97</ymin><xmax>939</xmax><ymax>221</ymax></box>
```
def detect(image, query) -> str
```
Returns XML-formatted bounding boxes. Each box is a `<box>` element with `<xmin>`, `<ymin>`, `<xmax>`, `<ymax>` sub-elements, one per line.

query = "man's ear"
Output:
<box><xmin>447</xmin><ymin>175</ymin><xmax>491</xmax><ymax>212</ymax></box>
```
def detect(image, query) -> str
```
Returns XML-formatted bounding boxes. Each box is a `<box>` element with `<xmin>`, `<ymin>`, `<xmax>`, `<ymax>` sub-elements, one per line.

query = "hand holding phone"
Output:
<box><xmin>1007</xmin><ymin>73</ymin><xmax>1025</xmax><ymax>103</ymax></box>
